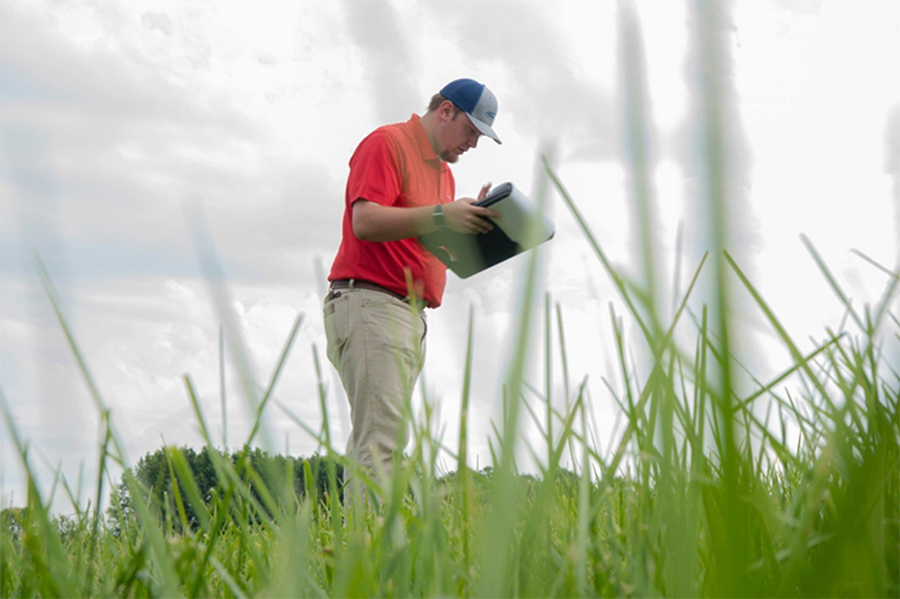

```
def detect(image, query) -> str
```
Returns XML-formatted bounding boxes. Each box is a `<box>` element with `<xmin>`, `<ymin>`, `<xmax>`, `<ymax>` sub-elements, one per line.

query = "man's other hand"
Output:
<box><xmin>477</xmin><ymin>182</ymin><xmax>492</xmax><ymax>201</ymax></box>
<box><xmin>444</xmin><ymin>185</ymin><xmax>500</xmax><ymax>235</ymax></box>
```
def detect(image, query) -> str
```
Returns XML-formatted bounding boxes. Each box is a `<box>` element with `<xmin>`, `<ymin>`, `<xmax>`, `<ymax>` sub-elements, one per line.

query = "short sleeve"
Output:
<box><xmin>346</xmin><ymin>130</ymin><xmax>403</xmax><ymax>208</ymax></box>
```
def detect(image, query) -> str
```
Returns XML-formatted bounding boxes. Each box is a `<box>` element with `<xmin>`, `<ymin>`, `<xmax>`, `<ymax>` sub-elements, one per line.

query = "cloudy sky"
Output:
<box><xmin>1</xmin><ymin>0</ymin><xmax>898</xmax><ymax>513</ymax></box>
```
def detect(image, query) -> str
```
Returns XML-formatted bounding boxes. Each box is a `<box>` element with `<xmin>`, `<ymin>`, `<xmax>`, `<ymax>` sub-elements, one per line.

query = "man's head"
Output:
<box><xmin>423</xmin><ymin>78</ymin><xmax>501</xmax><ymax>164</ymax></box>
<box><xmin>438</xmin><ymin>79</ymin><xmax>501</xmax><ymax>145</ymax></box>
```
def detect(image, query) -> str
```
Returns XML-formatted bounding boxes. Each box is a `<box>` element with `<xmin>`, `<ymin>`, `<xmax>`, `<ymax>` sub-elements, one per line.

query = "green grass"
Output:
<box><xmin>2</xmin><ymin>3</ymin><xmax>899</xmax><ymax>597</ymax></box>
<box><xmin>3</xmin><ymin>182</ymin><xmax>897</xmax><ymax>597</ymax></box>
<box><xmin>2</xmin><ymin>238</ymin><xmax>898</xmax><ymax>597</ymax></box>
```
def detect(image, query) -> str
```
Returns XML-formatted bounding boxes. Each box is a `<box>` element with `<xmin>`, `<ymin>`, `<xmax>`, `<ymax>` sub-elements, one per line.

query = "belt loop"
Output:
<box><xmin>349</xmin><ymin>278</ymin><xmax>355</xmax><ymax>289</ymax></box>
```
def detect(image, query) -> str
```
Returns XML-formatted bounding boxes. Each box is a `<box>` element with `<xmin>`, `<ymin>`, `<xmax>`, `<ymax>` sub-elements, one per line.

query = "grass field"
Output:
<box><xmin>2</xmin><ymin>2</ymin><xmax>898</xmax><ymax>597</ymax></box>
<box><xmin>3</xmin><ymin>159</ymin><xmax>898</xmax><ymax>596</ymax></box>
<box><xmin>2</xmin><ymin>214</ymin><xmax>898</xmax><ymax>597</ymax></box>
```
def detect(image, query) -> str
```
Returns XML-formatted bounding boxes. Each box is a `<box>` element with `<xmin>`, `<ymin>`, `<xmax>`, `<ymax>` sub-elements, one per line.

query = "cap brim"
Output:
<box><xmin>465</xmin><ymin>113</ymin><xmax>502</xmax><ymax>145</ymax></box>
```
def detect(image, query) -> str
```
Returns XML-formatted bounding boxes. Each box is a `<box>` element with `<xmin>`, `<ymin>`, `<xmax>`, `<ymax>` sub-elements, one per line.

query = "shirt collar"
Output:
<box><xmin>408</xmin><ymin>113</ymin><xmax>440</xmax><ymax>162</ymax></box>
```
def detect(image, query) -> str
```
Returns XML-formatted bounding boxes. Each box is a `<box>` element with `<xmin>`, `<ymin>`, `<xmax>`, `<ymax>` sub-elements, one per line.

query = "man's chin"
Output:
<box><xmin>441</xmin><ymin>150</ymin><xmax>459</xmax><ymax>164</ymax></box>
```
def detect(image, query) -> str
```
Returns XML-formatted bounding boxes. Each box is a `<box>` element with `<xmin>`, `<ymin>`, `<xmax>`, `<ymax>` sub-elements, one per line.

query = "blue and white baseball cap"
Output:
<box><xmin>440</xmin><ymin>78</ymin><xmax>502</xmax><ymax>145</ymax></box>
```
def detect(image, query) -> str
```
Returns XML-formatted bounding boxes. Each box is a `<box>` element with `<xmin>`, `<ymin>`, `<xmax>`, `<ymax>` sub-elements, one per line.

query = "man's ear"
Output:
<box><xmin>439</xmin><ymin>100</ymin><xmax>455</xmax><ymax>121</ymax></box>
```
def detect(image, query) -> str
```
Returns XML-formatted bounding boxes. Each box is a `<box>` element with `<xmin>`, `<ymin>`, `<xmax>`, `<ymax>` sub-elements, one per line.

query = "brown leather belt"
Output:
<box><xmin>329</xmin><ymin>279</ymin><xmax>409</xmax><ymax>303</ymax></box>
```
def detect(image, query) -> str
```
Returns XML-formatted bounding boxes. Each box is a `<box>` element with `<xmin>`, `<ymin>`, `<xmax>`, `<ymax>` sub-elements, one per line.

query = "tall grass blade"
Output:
<box><xmin>1</xmin><ymin>390</ymin><xmax>74</xmax><ymax>596</ymax></box>
<box><xmin>801</xmin><ymin>234</ymin><xmax>866</xmax><ymax>331</ymax></box>
<box><xmin>245</xmin><ymin>311</ymin><xmax>305</xmax><ymax>446</ymax></box>
<box><xmin>545</xmin><ymin>160</ymin><xmax>653</xmax><ymax>346</ymax></box>
<box><xmin>220</xmin><ymin>325</ymin><xmax>228</xmax><ymax>452</ymax></box>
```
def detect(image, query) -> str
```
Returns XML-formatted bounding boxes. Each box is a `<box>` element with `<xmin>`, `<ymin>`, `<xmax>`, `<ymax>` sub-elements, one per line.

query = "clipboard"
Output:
<box><xmin>418</xmin><ymin>182</ymin><xmax>554</xmax><ymax>278</ymax></box>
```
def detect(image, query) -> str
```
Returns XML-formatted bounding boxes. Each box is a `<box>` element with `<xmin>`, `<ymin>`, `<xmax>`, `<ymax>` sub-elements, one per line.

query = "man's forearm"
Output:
<box><xmin>352</xmin><ymin>196</ymin><xmax>500</xmax><ymax>242</ymax></box>
<box><xmin>351</xmin><ymin>200</ymin><xmax>436</xmax><ymax>242</ymax></box>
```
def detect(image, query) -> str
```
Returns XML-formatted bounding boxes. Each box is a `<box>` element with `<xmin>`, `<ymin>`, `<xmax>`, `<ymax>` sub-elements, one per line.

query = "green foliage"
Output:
<box><xmin>105</xmin><ymin>446</ymin><xmax>343</xmax><ymax>534</ymax></box>
<box><xmin>5</xmin><ymin>195</ymin><xmax>898</xmax><ymax>599</ymax></box>
<box><xmin>5</xmin><ymin>271</ymin><xmax>896</xmax><ymax>597</ymax></box>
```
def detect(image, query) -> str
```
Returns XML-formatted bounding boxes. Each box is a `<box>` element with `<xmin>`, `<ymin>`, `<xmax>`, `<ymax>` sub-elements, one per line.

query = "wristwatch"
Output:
<box><xmin>432</xmin><ymin>204</ymin><xmax>445</xmax><ymax>229</ymax></box>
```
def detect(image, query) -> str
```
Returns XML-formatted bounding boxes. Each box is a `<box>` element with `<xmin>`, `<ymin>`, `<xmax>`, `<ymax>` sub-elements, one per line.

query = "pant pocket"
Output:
<box><xmin>323</xmin><ymin>294</ymin><xmax>349</xmax><ymax>368</ymax></box>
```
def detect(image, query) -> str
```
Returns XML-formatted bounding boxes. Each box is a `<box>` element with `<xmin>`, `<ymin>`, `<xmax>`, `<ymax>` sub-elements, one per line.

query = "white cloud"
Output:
<box><xmin>141</xmin><ymin>11</ymin><xmax>173</xmax><ymax>37</ymax></box>
<box><xmin>418</xmin><ymin>1</ymin><xmax>617</xmax><ymax>160</ymax></box>
<box><xmin>340</xmin><ymin>1</ymin><xmax>419</xmax><ymax>126</ymax></box>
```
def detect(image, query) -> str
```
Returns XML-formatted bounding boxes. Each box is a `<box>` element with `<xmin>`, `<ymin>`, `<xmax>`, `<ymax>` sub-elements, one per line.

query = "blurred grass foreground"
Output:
<box><xmin>2</xmin><ymin>2</ymin><xmax>898</xmax><ymax>598</ymax></box>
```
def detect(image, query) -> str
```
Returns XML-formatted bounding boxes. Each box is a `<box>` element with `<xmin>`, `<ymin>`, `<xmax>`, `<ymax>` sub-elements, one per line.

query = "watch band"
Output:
<box><xmin>432</xmin><ymin>204</ymin><xmax>445</xmax><ymax>229</ymax></box>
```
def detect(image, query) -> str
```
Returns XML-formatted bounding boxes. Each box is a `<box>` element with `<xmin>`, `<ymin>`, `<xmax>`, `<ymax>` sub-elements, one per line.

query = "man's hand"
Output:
<box><xmin>351</xmin><ymin>182</ymin><xmax>500</xmax><ymax>241</ymax></box>
<box><xmin>477</xmin><ymin>182</ymin><xmax>492</xmax><ymax>201</ymax></box>
<box><xmin>443</xmin><ymin>183</ymin><xmax>500</xmax><ymax>235</ymax></box>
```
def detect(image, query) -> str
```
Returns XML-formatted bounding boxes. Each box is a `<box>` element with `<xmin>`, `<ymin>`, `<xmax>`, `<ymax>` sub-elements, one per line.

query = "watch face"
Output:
<box><xmin>433</xmin><ymin>205</ymin><xmax>445</xmax><ymax>227</ymax></box>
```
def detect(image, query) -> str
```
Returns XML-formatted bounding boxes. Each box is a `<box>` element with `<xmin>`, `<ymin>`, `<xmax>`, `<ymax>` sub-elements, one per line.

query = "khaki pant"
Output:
<box><xmin>323</xmin><ymin>286</ymin><xmax>427</xmax><ymax>499</ymax></box>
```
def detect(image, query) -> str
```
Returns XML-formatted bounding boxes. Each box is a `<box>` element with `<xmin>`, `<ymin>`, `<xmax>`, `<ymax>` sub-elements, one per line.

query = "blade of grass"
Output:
<box><xmin>0</xmin><ymin>390</ymin><xmax>74</xmax><ymax>596</ymax></box>
<box><xmin>245</xmin><ymin>312</ymin><xmax>305</xmax><ymax>446</ymax></box>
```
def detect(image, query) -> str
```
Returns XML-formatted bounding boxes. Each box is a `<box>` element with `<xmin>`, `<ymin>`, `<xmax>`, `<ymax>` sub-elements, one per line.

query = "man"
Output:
<box><xmin>324</xmin><ymin>78</ymin><xmax>502</xmax><ymax>496</ymax></box>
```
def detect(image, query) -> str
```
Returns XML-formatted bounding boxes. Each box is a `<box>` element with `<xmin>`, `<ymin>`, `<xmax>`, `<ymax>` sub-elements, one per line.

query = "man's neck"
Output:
<box><xmin>419</xmin><ymin>111</ymin><xmax>440</xmax><ymax>158</ymax></box>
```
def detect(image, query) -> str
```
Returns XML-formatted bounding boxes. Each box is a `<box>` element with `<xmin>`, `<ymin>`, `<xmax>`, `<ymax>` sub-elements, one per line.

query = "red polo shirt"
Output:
<box><xmin>328</xmin><ymin>114</ymin><xmax>455</xmax><ymax>308</ymax></box>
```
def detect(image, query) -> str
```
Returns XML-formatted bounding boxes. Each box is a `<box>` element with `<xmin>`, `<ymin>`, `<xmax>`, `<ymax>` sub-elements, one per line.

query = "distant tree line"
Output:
<box><xmin>1</xmin><ymin>450</ymin><xmax>595</xmax><ymax>556</ymax></box>
<box><xmin>2</xmin><ymin>446</ymin><xmax>587</xmax><ymax>543</ymax></box>
<box><xmin>107</xmin><ymin>445</ymin><xmax>343</xmax><ymax>534</ymax></box>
